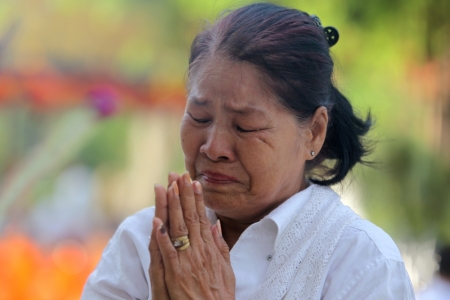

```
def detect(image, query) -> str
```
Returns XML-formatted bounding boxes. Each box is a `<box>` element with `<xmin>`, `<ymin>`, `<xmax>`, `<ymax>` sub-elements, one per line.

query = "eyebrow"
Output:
<box><xmin>189</xmin><ymin>97</ymin><xmax>209</xmax><ymax>107</ymax></box>
<box><xmin>225</xmin><ymin>106</ymin><xmax>266</xmax><ymax>117</ymax></box>
<box><xmin>188</xmin><ymin>96</ymin><xmax>266</xmax><ymax>117</ymax></box>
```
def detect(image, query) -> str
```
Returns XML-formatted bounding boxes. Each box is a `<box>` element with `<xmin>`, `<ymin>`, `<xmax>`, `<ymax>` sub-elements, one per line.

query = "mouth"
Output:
<box><xmin>199</xmin><ymin>171</ymin><xmax>239</xmax><ymax>184</ymax></box>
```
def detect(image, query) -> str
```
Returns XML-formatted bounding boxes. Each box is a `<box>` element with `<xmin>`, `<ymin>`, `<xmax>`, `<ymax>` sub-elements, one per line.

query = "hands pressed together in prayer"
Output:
<box><xmin>148</xmin><ymin>172</ymin><xmax>236</xmax><ymax>300</ymax></box>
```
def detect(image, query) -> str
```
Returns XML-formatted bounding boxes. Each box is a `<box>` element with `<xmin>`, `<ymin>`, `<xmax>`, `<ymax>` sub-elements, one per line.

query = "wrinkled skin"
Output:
<box><xmin>149</xmin><ymin>173</ymin><xmax>234</xmax><ymax>300</ymax></box>
<box><xmin>148</xmin><ymin>56</ymin><xmax>328</xmax><ymax>299</ymax></box>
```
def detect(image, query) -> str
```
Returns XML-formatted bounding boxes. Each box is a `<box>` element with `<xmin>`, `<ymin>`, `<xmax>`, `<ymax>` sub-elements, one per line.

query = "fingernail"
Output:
<box><xmin>193</xmin><ymin>181</ymin><xmax>202</xmax><ymax>194</ymax></box>
<box><xmin>216</xmin><ymin>219</ymin><xmax>222</xmax><ymax>236</ymax></box>
<box><xmin>172</xmin><ymin>181</ymin><xmax>179</xmax><ymax>196</ymax></box>
<box><xmin>183</xmin><ymin>172</ymin><xmax>192</xmax><ymax>184</ymax></box>
<box><xmin>159</xmin><ymin>224</ymin><xmax>166</xmax><ymax>234</ymax></box>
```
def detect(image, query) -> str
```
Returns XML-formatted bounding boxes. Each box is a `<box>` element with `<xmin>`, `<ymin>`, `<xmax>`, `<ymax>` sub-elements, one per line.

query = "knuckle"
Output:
<box><xmin>175</xmin><ymin>222</ymin><xmax>188</xmax><ymax>234</ymax></box>
<box><xmin>149</xmin><ymin>251</ymin><xmax>161</xmax><ymax>263</ymax></box>
<box><xmin>149</xmin><ymin>262</ymin><xmax>164</xmax><ymax>274</ymax></box>
<box><xmin>149</xmin><ymin>246</ymin><xmax>157</xmax><ymax>256</ymax></box>
<box><xmin>221</xmin><ymin>242</ymin><xmax>230</xmax><ymax>253</ymax></box>
<box><xmin>199</xmin><ymin>214</ymin><xmax>210</xmax><ymax>226</ymax></box>
<box><xmin>184</xmin><ymin>209</ymin><xmax>199</xmax><ymax>223</ymax></box>
<box><xmin>170</xmin><ymin>200</ymin><xmax>183</xmax><ymax>211</ymax></box>
<box><xmin>166</xmin><ymin>249</ymin><xmax>179</xmax><ymax>260</ymax></box>
<box><xmin>194</xmin><ymin>194</ymin><xmax>204</xmax><ymax>202</ymax></box>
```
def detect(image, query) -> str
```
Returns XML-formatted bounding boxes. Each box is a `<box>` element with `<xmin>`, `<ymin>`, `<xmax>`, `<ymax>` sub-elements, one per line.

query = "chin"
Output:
<box><xmin>203</xmin><ymin>191</ymin><xmax>236</xmax><ymax>212</ymax></box>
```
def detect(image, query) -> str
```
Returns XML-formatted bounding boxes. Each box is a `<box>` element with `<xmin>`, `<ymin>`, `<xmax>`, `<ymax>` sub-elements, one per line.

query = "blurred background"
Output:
<box><xmin>0</xmin><ymin>0</ymin><xmax>448</xmax><ymax>298</ymax></box>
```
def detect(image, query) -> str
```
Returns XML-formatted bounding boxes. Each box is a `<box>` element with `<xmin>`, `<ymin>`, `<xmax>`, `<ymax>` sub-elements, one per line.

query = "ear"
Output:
<box><xmin>304</xmin><ymin>106</ymin><xmax>328</xmax><ymax>160</ymax></box>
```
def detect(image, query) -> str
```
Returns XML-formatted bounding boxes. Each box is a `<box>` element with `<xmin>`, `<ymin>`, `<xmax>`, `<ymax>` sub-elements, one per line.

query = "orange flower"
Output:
<box><xmin>0</xmin><ymin>232</ymin><xmax>109</xmax><ymax>300</ymax></box>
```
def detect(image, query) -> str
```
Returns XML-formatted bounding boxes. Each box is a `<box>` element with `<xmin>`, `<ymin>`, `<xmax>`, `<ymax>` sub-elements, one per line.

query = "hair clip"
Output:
<box><xmin>310</xmin><ymin>14</ymin><xmax>339</xmax><ymax>47</ymax></box>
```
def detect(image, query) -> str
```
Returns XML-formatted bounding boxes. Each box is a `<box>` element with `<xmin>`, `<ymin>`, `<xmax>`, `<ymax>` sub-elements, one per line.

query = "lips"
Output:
<box><xmin>200</xmin><ymin>171</ymin><xmax>239</xmax><ymax>184</ymax></box>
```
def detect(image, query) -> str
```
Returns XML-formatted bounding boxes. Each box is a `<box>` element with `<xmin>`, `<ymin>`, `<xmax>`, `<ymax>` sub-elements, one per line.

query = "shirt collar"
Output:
<box><xmin>263</xmin><ymin>184</ymin><xmax>314</xmax><ymax>245</ymax></box>
<box><xmin>206</xmin><ymin>184</ymin><xmax>315</xmax><ymax>244</ymax></box>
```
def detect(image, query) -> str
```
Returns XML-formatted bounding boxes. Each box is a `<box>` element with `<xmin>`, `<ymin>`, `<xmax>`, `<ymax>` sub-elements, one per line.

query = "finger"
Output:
<box><xmin>154</xmin><ymin>184</ymin><xmax>169</xmax><ymax>227</ymax></box>
<box><xmin>193</xmin><ymin>181</ymin><xmax>213</xmax><ymax>241</ymax></box>
<box><xmin>212</xmin><ymin>219</ymin><xmax>231</xmax><ymax>264</ymax></box>
<box><xmin>167</xmin><ymin>181</ymin><xmax>189</xmax><ymax>239</ymax></box>
<box><xmin>168</xmin><ymin>172</ymin><xmax>179</xmax><ymax>189</ymax></box>
<box><xmin>154</xmin><ymin>217</ymin><xmax>180</xmax><ymax>270</ymax></box>
<box><xmin>179</xmin><ymin>173</ymin><xmax>201</xmax><ymax>239</ymax></box>
<box><xmin>149</xmin><ymin>218</ymin><xmax>170</xmax><ymax>300</ymax></box>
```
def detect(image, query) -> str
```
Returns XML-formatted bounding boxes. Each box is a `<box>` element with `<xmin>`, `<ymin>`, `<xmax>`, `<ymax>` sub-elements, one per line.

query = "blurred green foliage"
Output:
<box><xmin>77</xmin><ymin>114</ymin><xmax>130</xmax><ymax>170</ymax></box>
<box><xmin>359</xmin><ymin>140</ymin><xmax>450</xmax><ymax>244</ymax></box>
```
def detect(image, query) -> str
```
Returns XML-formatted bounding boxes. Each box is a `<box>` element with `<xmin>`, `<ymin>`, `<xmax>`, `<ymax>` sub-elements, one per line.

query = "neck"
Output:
<box><xmin>217</xmin><ymin>179</ymin><xmax>310</xmax><ymax>249</ymax></box>
<box><xmin>217</xmin><ymin>215</ymin><xmax>254</xmax><ymax>249</ymax></box>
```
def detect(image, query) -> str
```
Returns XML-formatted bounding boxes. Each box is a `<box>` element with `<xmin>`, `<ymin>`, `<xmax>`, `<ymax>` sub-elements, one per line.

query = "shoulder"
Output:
<box><xmin>341</xmin><ymin>219</ymin><xmax>404</xmax><ymax>262</ymax></box>
<box><xmin>106</xmin><ymin>206</ymin><xmax>155</xmax><ymax>255</ymax></box>
<box><xmin>322</xmin><ymin>219</ymin><xmax>415</xmax><ymax>299</ymax></box>
<box><xmin>82</xmin><ymin>207</ymin><xmax>155</xmax><ymax>299</ymax></box>
<box><xmin>116</xmin><ymin>206</ymin><xmax>156</xmax><ymax>237</ymax></box>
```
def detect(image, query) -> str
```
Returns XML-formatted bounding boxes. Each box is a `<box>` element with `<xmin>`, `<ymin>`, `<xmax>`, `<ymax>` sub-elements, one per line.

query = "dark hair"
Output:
<box><xmin>438</xmin><ymin>246</ymin><xmax>450</xmax><ymax>278</ymax></box>
<box><xmin>188</xmin><ymin>2</ymin><xmax>372</xmax><ymax>186</ymax></box>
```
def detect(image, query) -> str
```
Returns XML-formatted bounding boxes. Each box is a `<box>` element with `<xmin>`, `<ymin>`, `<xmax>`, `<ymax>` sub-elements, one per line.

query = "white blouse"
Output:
<box><xmin>82</xmin><ymin>185</ymin><xmax>415</xmax><ymax>299</ymax></box>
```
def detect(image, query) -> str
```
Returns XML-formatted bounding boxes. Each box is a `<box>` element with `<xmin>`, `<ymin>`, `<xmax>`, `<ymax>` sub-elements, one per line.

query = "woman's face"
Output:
<box><xmin>180</xmin><ymin>56</ymin><xmax>311</xmax><ymax>222</ymax></box>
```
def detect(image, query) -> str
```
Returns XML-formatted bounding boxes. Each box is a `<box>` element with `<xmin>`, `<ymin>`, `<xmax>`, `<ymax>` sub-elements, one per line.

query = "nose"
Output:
<box><xmin>199</xmin><ymin>125</ymin><xmax>235</xmax><ymax>162</ymax></box>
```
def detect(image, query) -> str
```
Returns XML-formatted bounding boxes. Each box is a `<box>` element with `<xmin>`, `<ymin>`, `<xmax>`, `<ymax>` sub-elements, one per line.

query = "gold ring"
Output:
<box><xmin>171</xmin><ymin>235</ymin><xmax>190</xmax><ymax>249</ymax></box>
<box><xmin>176</xmin><ymin>241</ymin><xmax>190</xmax><ymax>251</ymax></box>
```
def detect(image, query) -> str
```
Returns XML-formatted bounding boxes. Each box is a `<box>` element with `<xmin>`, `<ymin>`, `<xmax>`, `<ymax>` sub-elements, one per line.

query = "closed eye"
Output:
<box><xmin>188</xmin><ymin>112</ymin><xmax>210</xmax><ymax>124</ymax></box>
<box><xmin>236</xmin><ymin>126</ymin><xmax>260</xmax><ymax>133</ymax></box>
<box><xmin>193</xmin><ymin>118</ymin><xmax>210</xmax><ymax>124</ymax></box>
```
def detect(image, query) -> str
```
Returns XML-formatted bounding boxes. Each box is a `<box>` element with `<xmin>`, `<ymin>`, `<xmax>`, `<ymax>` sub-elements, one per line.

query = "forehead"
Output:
<box><xmin>187</xmin><ymin>56</ymin><xmax>277</xmax><ymax>110</ymax></box>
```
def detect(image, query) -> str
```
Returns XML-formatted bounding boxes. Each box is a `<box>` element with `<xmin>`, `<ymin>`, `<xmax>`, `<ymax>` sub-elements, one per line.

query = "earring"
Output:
<box><xmin>311</xmin><ymin>151</ymin><xmax>315</xmax><ymax>157</ymax></box>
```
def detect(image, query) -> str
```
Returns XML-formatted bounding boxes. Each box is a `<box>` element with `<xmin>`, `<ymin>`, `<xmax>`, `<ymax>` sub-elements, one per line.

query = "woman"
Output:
<box><xmin>83</xmin><ymin>3</ymin><xmax>415</xmax><ymax>299</ymax></box>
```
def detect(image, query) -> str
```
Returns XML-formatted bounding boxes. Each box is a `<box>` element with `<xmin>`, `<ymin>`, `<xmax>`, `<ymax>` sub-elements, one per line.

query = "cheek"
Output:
<box><xmin>236</xmin><ymin>137</ymin><xmax>277</xmax><ymax>177</ymax></box>
<box><xmin>238</xmin><ymin>133</ymin><xmax>280</xmax><ymax>163</ymax></box>
<box><xmin>180</xmin><ymin>121</ymin><xmax>201</xmax><ymax>167</ymax></box>
<box><xmin>238</xmin><ymin>135</ymin><xmax>304</xmax><ymax>183</ymax></box>
<box><xmin>180</xmin><ymin>121</ymin><xmax>189</xmax><ymax>152</ymax></box>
